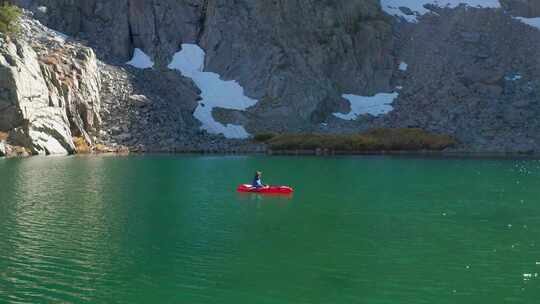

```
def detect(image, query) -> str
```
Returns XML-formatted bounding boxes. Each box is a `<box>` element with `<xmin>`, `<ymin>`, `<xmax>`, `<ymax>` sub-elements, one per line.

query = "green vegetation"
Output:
<box><xmin>73</xmin><ymin>137</ymin><xmax>91</xmax><ymax>154</ymax></box>
<box><xmin>0</xmin><ymin>3</ymin><xmax>21</xmax><ymax>37</ymax></box>
<box><xmin>253</xmin><ymin>133</ymin><xmax>277</xmax><ymax>142</ymax></box>
<box><xmin>266</xmin><ymin>128</ymin><xmax>457</xmax><ymax>152</ymax></box>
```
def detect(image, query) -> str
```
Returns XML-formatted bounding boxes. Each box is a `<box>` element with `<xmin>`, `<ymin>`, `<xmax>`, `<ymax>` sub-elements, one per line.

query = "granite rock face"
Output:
<box><xmin>14</xmin><ymin>0</ymin><xmax>133</xmax><ymax>60</ymax></box>
<box><xmin>14</xmin><ymin>0</ymin><xmax>205</xmax><ymax>64</ymax></box>
<box><xmin>15</xmin><ymin>0</ymin><xmax>393</xmax><ymax>132</ymax></box>
<box><xmin>199</xmin><ymin>0</ymin><xmax>394</xmax><ymax>132</ymax></box>
<box><xmin>0</xmin><ymin>16</ymin><xmax>101</xmax><ymax>155</ymax></box>
<box><xmin>5</xmin><ymin>1</ymin><xmax>540</xmax><ymax>154</ymax></box>
<box><xmin>0</xmin><ymin>35</ymin><xmax>73</xmax><ymax>154</ymax></box>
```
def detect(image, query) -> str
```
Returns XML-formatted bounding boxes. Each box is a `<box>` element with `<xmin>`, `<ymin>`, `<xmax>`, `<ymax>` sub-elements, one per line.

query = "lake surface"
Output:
<box><xmin>1</xmin><ymin>155</ymin><xmax>540</xmax><ymax>303</ymax></box>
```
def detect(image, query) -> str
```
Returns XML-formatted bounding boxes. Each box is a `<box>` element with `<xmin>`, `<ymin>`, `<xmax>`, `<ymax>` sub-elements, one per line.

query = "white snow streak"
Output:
<box><xmin>515</xmin><ymin>17</ymin><xmax>540</xmax><ymax>30</ymax></box>
<box><xmin>126</xmin><ymin>48</ymin><xmax>154</xmax><ymax>69</ymax></box>
<box><xmin>505</xmin><ymin>73</ymin><xmax>522</xmax><ymax>81</ymax></box>
<box><xmin>399</xmin><ymin>61</ymin><xmax>408</xmax><ymax>71</ymax></box>
<box><xmin>168</xmin><ymin>44</ymin><xmax>258</xmax><ymax>139</ymax></box>
<box><xmin>334</xmin><ymin>93</ymin><xmax>399</xmax><ymax>120</ymax></box>
<box><xmin>380</xmin><ymin>0</ymin><xmax>501</xmax><ymax>22</ymax></box>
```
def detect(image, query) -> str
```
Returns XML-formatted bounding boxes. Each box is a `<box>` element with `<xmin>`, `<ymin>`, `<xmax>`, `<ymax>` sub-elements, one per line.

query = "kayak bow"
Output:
<box><xmin>236</xmin><ymin>184</ymin><xmax>294</xmax><ymax>194</ymax></box>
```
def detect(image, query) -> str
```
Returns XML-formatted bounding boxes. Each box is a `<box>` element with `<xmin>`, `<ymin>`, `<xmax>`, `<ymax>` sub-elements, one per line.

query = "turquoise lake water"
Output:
<box><xmin>1</xmin><ymin>155</ymin><xmax>540</xmax><ymax>303</ymax></box>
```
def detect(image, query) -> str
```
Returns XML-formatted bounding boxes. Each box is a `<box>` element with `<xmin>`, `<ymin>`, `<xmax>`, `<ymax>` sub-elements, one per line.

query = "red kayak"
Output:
<box><xmin>237</xmin><ymin>184</ymin><xmax>294</xmax><ymax>194</ymax></box>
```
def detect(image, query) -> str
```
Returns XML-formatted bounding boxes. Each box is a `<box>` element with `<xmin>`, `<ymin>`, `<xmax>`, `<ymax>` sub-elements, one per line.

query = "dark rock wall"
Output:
<box><xmin>200</xmin><ymin>0</ymin><xmax>393</xmax><ymax>132</ymax></box>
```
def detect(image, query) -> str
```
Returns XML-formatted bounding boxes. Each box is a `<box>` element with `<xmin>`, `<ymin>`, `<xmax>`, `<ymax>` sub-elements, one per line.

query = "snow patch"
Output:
<box><xmin>126</xmin><ymin>48</ymin><xmax>154</xmax><ymax>69</ymax></box>
<box><xmin>515</xmin><ymin>17</ymin><xmax>540</xmax><ymax>30</ymax></box>
<box><xmin>505</xmin><ymin>73</ymin><xmax>522</xmax><ymax>81</ymax></box>
<box><xmin>334</xmin><ymin>93</ymin><xmax>399</xmax><ymax>120</ymax></box>
<box><xmin>399</xmin><ymin>61</ymin><xmax>408</xmax><ymax>71</ymax></box>
<box><xmin>168</xmin><ymin>44</ymin><xmax>258</xmax><ymax>139</ymax></box>
<box><xmin>380</xmin><ymin>0</ymin><xmax>501</xmax><ymax>22</ymax></box>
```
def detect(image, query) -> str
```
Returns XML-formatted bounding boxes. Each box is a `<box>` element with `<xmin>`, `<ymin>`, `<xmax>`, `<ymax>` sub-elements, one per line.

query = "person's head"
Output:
<box><xmin>255</xmin><ymin>171</ymin><xmax>262</xmax><ymax>178</ymax></box>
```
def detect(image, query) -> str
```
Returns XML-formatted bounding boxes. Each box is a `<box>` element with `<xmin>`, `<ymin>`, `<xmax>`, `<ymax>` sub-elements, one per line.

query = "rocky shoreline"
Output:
<box><xmin>4</xmin><ymin>148</ymin><xmax>539</xmax><ymax>159</ymax></box>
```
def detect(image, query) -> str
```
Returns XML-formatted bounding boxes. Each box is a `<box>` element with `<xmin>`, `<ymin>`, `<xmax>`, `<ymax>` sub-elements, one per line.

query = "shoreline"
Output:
<box><xmin>3</xmin><ymin>149</ymin><xmax>539</xmax><ymax>160</ymax></box>
<box><xmin>265</xmin><ymin>149</ymin><xmax>540</xmax><ymax>159</ymax></box>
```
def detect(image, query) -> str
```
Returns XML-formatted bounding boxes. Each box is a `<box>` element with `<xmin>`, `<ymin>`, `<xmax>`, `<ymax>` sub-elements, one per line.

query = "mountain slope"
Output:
<box><xmin>1</xmin><ymin>0</ymin><xmax>540</xmax><ymax>154</ymax></box>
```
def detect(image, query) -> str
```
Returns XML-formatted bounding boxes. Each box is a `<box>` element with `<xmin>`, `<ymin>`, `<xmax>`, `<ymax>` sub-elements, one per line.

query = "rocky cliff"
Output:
<box><xmin>0</xmin><ymin>15</ymin><xmax>101</xmax><ymax>155</ymax></box>
<box><xmin>14</xmin><ymin>0</ymin><xmax>393</xmax><ymax>131</ymax></box>
<box><xmin>2</xmin><ymin>0</ymin><xmax>540</xmax><ymax>155</ymax></box>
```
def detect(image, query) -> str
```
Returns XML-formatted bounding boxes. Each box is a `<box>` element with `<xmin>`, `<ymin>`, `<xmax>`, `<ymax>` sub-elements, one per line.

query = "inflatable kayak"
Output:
<box><xmin>237</xmin><ymin>184</ymin><xmax>294</xmax><ymax>194</ymax></box>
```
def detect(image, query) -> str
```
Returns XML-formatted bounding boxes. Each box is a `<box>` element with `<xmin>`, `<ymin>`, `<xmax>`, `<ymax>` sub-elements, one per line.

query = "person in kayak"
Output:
<box><xmin>252</xmin><ymin>171</ymin><xmax>266</xmax><ymax>188</ymax></box>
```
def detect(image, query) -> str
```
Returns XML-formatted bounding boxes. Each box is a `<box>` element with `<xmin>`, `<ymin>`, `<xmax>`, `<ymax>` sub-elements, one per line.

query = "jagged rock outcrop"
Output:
<box><xmin>36</xmin><ymin>43</ymin><xmax>101</xmax><ymax>145</ymax></box>
<box><xmin>0</xmin><ymin>15</ymin><xmax>101</xmax><ymax>155</ymax></box>
<box><xmin>0</xmin><ymin>35</ymin><xmax>74</xmax><ymax>154</ymax></box>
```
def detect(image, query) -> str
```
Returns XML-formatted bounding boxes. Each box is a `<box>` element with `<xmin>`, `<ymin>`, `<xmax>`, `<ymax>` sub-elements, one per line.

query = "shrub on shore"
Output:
<box><xmin>253</xmin><ymin>133</ymin><xmax>277</xmax><ymax>142</ymax></box>
<box><xmin>267</xmin><ymin>128</ymin><xmax>457</xmax><ymax>151</ymax></box>
<box><xmin>73</xmin><ymin>137</ymin><xmax>91</xmax><ymax>154</ymax></box>
<box><xmin>0</xmin><ymin>3</ymin><xmax>22</xmax><ymax>37</ymax></box>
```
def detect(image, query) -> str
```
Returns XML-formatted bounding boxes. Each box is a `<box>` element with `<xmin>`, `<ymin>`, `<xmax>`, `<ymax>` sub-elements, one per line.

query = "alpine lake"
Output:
<box><xmin>1</xmin><ymin>155</ymin><xmax>540</xmax><ymax>303</ymax></box>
